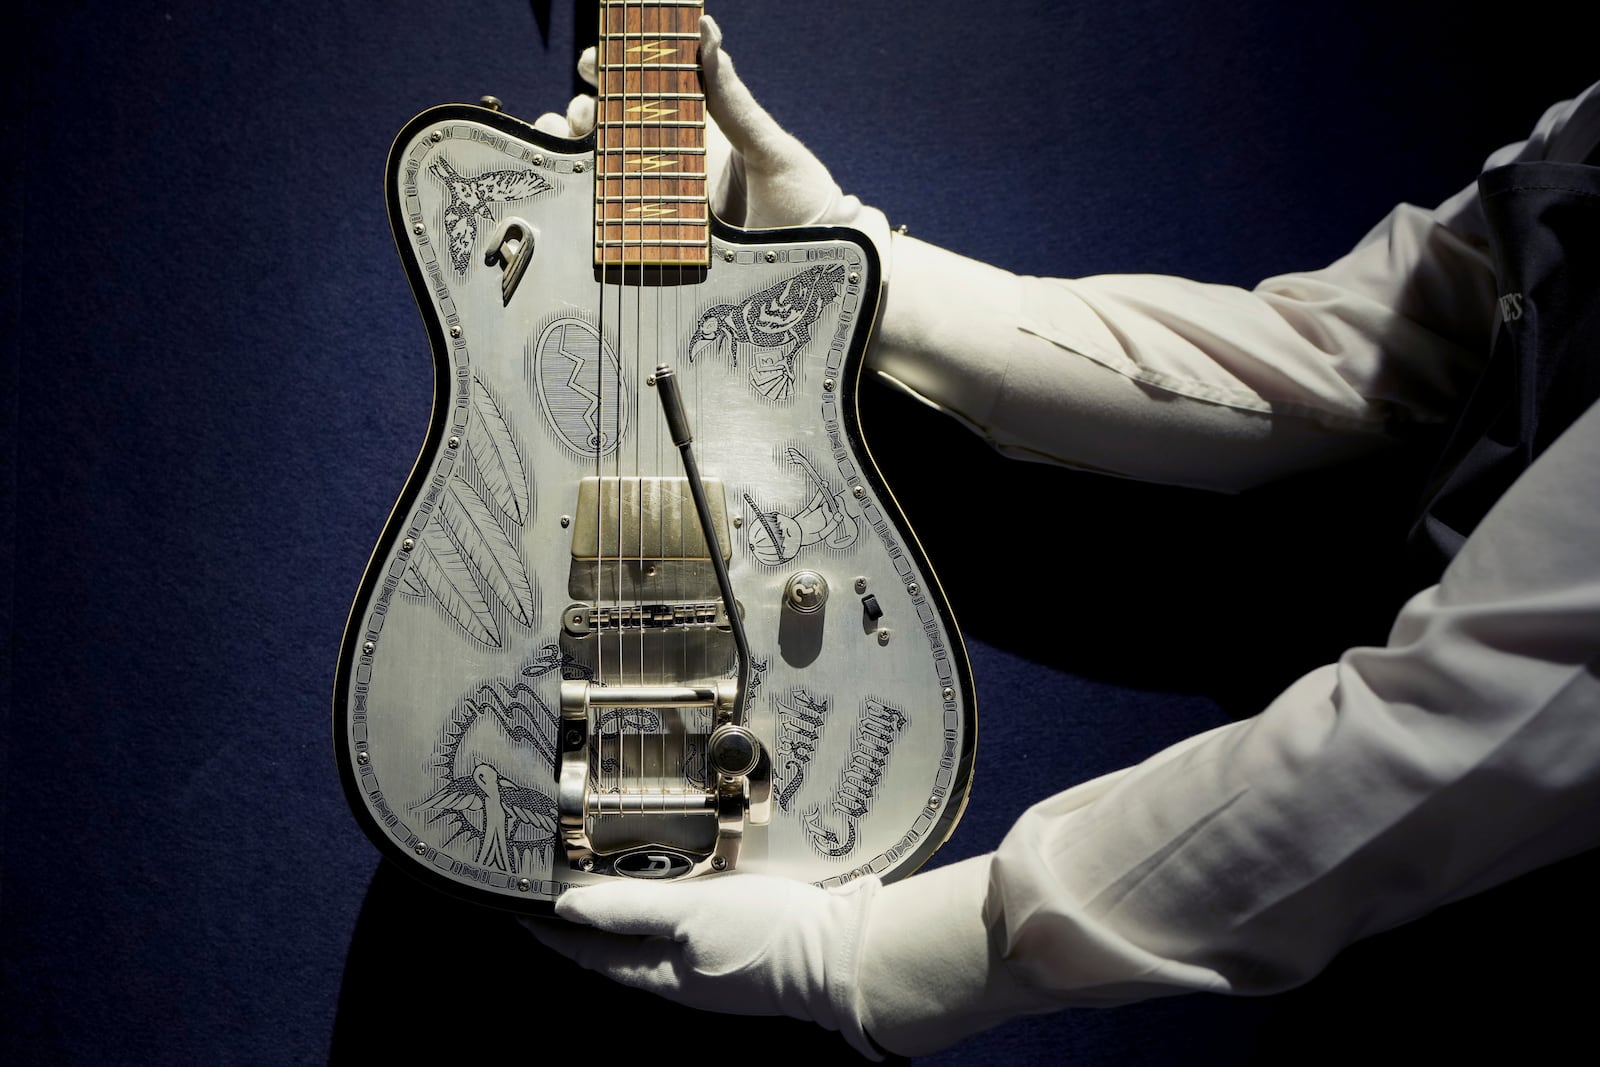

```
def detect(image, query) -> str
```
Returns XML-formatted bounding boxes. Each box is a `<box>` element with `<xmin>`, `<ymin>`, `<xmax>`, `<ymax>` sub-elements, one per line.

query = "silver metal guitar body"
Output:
<box><xmin>334</xmin><ymin>104</ymin><xmax>976</xmax><ymax>911</ymax></box>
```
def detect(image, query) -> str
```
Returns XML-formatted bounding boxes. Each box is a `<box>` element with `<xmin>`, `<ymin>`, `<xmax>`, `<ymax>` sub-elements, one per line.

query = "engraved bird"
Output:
<box><xmin>422</xmin><ymin>762</ymin><xmax>559</xmax><ymax>874</ymax></box>
<box><xmin>690</xmin><ymin>263</ymin><xmax>848</xmax><ymax>400</ymax></box>
<box><xmin>429</xmin><ymin>157</ymin><xmax>552</xmax><ymax>273</ymax></box>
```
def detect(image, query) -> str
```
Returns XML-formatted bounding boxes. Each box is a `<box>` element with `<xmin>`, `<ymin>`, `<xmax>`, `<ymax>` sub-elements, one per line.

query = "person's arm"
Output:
<box><xmin>531</xmin><ymin>26</ymin><xmax>1600</xmax><ymax>1057</ymax></box>
<box><xmin>862</xmin><ymin>389</ymin><xmax>1600</xmax><ymax>1052</ymax></box>
<box><xmin>529</xmin><ymin>387</ymin><xmax>1600</xmax><ymax>1058</ymax></box>
<box><xmin>869</xmin><ymin>83</ymin><xmax>1600</xmax><ymax>491</ymax></box>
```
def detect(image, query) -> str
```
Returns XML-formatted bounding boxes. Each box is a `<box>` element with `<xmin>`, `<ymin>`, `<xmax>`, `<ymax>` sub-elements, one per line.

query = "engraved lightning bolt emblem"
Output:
<box><xmin>558</xmin><ymin>333</ymin><xmax>607</xmax><ymax>451</ymax></box>
<box><xmin>626</xmin><ymin>41</ymin><xmax>678</xmax><ymax>61</ymax></box>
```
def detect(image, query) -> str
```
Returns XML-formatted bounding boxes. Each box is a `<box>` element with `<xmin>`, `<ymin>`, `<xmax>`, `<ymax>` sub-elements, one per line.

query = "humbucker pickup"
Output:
<box><xmin>570</xmin><ymin>476</ymin><xmax>731</xmax><ymax>561</ymax></box>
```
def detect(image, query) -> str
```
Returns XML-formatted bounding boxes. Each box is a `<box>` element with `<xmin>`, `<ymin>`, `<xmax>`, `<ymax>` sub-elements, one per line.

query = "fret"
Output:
<box><xmin>597</xmin><ymin>170</ymin><xmax>709</xmax><ymax>178</ymax></box>
<box><xmin>597</xmin><ymin>91</ymin><xmax>705</xmax><ymax>100</ymax></box>
<box><xmin>595</xmin><ymin>215</ymin><xmax>707</xmax><ymax>227</ymax></box>
<box><xmin>599</xmin><ymin>195</ymin><xmax>707</xmax><ymax>203</ymax></box>
<box><xmin>595</xmin><ymin>240</ymin><xmax>711</xmax><ymax>249</ymax></box>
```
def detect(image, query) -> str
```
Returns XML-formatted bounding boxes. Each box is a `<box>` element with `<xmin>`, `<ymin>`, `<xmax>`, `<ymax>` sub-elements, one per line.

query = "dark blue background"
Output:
<box><xmin>6</xmin><ymin>2</ymin><xmax>1594</xmax><ymax>1063</ymax></box>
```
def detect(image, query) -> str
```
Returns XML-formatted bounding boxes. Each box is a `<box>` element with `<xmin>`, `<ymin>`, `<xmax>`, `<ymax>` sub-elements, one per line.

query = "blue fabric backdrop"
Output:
<box><xmin>5</xmin><ymin>1</ymin><xmax>1595</xmax><ymax>1063</ymax></box>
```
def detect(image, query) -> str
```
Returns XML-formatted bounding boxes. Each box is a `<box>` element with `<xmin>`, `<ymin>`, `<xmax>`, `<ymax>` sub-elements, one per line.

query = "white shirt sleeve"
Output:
<box><xmin>854</xmin><ymin>81</ymin><xmax>1600</xmax><ymax>1057</ymax></box>
<box><xmin>868</xmin><ymin>81</ymin><xmax>1600</xmax><ymax>492</ymax></box>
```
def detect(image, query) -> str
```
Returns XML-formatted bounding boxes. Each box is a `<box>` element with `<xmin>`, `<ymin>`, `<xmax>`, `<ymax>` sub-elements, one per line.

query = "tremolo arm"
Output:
<box><xmin>556</xmin><ymin>364</ymin><xmax>767</xmax><ymax>880</ymax></box>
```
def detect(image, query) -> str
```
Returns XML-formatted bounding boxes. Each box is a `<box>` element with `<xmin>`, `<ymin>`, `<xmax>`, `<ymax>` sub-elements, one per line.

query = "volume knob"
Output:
<box><xmin>786</xmin><ymin>570</ymin><xmax>828</xmax><ymax>614</ymax></box>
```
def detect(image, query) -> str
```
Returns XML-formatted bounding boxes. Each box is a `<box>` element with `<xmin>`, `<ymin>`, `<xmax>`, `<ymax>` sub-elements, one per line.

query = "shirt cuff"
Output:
<box><xmin>856</xmin><ymin>854</ymin><xmax>1063</xmax><ymax>1056</ymax></box>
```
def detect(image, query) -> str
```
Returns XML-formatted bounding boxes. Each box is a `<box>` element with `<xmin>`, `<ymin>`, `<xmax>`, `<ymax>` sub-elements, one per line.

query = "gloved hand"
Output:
<box><xmin>523</xmin><ymin>871</ymin><xmax>884</xmax><ymax>1059</ymax></box>
<box><xmin>533</xmin><ymin>16</ymin><xmax>891</xmax><ymax>253</ymax></box>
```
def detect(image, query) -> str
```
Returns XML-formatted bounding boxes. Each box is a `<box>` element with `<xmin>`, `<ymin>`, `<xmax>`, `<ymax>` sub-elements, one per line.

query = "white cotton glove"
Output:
<box><xmin>524</xmin><ymin>872</ymin><xmax>884</xmax><ymax>1058</ymax></box>
<box><xmin>532</xmin><ymin>17</ymin><xmax>892</xmax><ymax>259</ymax></box>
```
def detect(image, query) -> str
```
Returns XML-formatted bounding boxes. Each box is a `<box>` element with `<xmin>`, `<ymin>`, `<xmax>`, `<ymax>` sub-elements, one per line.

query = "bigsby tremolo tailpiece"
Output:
<box><xmin>555</xmin><ymin>364</ymin><xmax>769</xmax><ymax>881</ymax></box>
<box><xmin>556</xmin><ymin>680</ymin><xmax>771</xmax><ymax>879</ymax></box>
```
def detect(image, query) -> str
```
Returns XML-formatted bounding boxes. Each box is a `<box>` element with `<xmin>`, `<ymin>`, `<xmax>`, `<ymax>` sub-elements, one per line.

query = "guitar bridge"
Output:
<box><xmin>557</xmin><ymin>680</ymin><xmax>771</xmax><ymax>879</ymax></box>
<box><xmin>561</xmin><ymin>600</ymin><xmax>733</xmax><ymax>635</ymax></box>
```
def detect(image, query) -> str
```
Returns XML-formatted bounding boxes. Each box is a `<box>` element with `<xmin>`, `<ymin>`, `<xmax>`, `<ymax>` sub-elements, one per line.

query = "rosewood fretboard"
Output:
<box><xmin>595</xmin><ymin>0</ymin><xmax>709</xmax><ymax>269</ymax></box>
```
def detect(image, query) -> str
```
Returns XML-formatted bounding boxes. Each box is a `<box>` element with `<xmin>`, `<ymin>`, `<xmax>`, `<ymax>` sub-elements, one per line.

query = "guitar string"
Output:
<box><xmin>628</xmin><ymin>0</ymin><xmax>642</xmax><ymax>811</ymax></box>
<box><xmin>596</xmin><ymin>1</ymin><xmax>709</xmax><ymax>818</ymax></box>
<box><xmin>597</xmin><ymin>0</ymin><xmax>615</xmax><ymax>808</ymax></box>
<box><xmin>662</xmin><ymin>0</ymin><xmax>675</xmax><ymax>803</ymax></box>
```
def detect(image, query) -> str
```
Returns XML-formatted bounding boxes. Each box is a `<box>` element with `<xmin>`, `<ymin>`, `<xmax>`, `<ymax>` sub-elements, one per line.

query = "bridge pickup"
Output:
<box><xmin>562</xmin><ymin>600</ymin><xmax>734</xmax><ymax>635</ymax></box>
<box><xmin>570</xmin><ymin>476</ymin><xmax>731</xmax><ymax>562</ymax></box>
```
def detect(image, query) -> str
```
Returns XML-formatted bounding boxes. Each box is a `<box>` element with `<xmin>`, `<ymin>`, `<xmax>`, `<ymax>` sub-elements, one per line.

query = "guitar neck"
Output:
<box><xmin>594</xmin><ymin>0</ymin><xmax>709</xmax><ymax>269</ymax></box>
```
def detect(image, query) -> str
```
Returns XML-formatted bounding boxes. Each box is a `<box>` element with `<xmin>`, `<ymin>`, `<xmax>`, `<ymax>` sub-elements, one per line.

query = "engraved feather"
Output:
<box><xmin>467</xmin><ymin>376</ymin><xmax>530</xmax><ymax>525</ymax></box>
<box><xmin>414</xmin><ymin>519</ymin><xmax>501</xmax><ymax>647</ymax></box>
<box><xmin>437</xmin><ymin>479</ymin><xmax>535</xmax><ymax>627</ymax></box>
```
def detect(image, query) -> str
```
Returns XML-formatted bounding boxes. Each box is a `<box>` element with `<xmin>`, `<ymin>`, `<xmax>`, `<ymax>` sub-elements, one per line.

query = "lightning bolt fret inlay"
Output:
<box><xmin>627</xmin><ymin>155</ymin><xmax>675</xmax><ymax>171</ymax></box>
<box><xmin>624</xmin><ymin>100</ymin><xmax>679</xmax><ymax>120</ymax></box>
<box><xmin>626</xmin><ymin>41</ymin><xmax>677</xmax><ymax>61</ymax></box>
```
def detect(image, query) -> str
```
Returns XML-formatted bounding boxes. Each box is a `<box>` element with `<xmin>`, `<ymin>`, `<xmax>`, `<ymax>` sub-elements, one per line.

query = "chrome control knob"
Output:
<box><xmin>708</xmin><ymin>724</ymin><xmax>763</xmax><ymax>778</ymax></box>
<box><xmin>786</xmin><ymin>570</ymin><xmax>828</xmax><ymax>614</ymax></box>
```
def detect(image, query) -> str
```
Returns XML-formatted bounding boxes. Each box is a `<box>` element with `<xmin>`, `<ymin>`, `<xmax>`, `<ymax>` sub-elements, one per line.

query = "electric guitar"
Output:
<box><xmin>334</xmin><ymin>0</ymin><xmax>975</xmax><ymax>912</ymax></box>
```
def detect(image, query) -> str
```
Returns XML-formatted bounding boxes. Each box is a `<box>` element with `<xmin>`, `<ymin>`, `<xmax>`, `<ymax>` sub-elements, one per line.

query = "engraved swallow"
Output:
<box><xmin>422</xmin><ymin>762</ymin><xmax>559</xmax><ymax>873</ymax></box>
<box><xmin>428</xmin><ymin>156</ymin><xmax>552</xmax><ymax>273</ymax></box>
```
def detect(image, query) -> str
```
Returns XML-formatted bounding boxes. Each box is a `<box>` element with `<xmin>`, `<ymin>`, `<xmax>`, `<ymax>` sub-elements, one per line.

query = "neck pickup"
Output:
<box><xmin>594</xmin><ymin>0</ymin><xmax>709</xmax><ymax>270</ymax></box>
